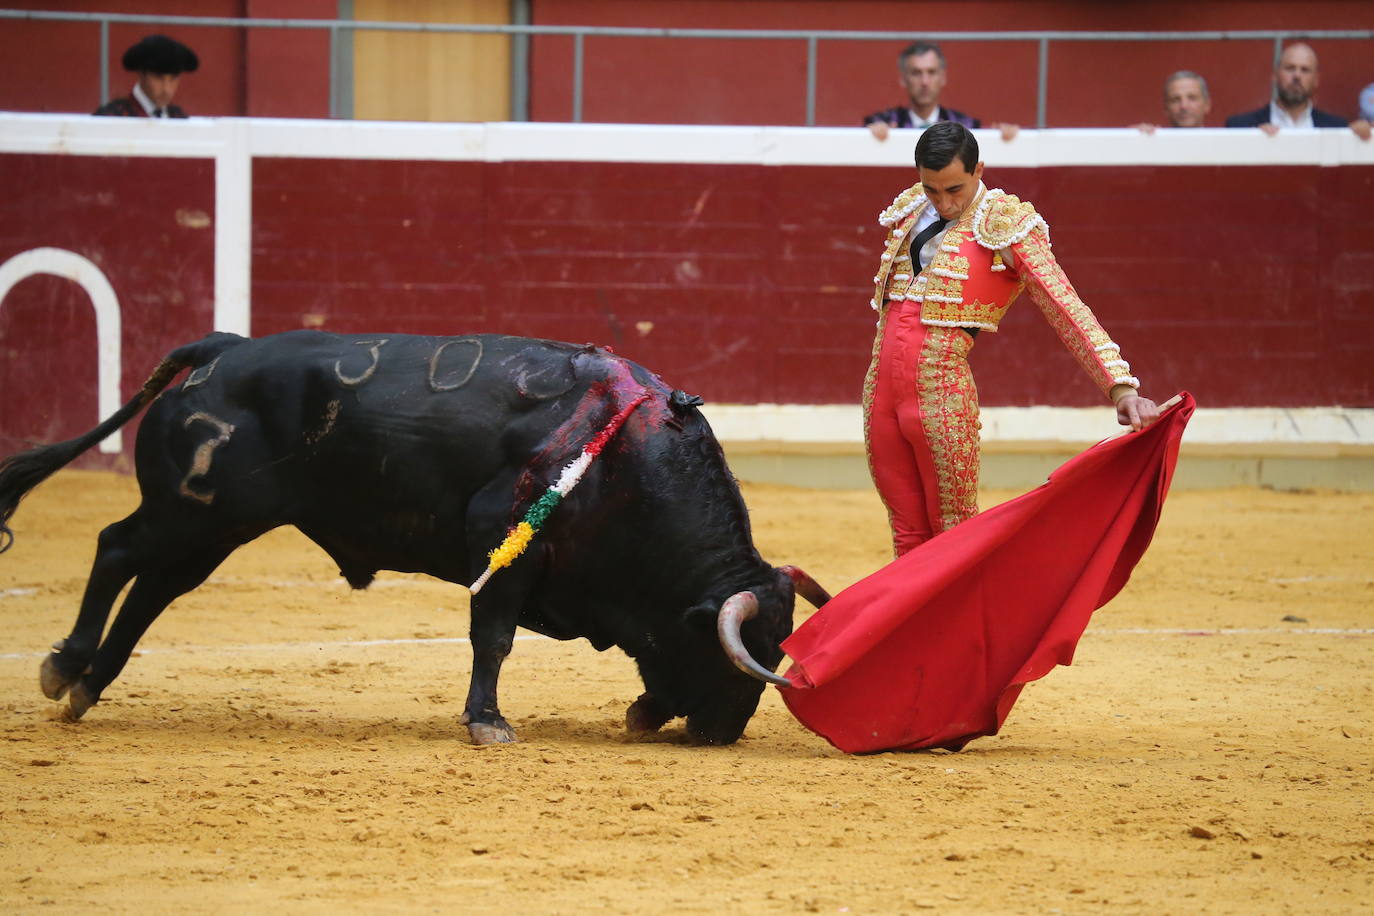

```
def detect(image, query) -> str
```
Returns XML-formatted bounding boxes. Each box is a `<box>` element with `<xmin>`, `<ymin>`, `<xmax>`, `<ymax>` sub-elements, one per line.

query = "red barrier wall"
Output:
<box><xmin>0</xmin><ymin>0</ymin><xmax>333</xmax><ymax>118</ymax></box>
<box><xmin>248</xmin><ymin>158</ymin><xmax>1374</xmax><ymax>409</ymax></box>
<box><xmin>0</xmin><ymin>153</ymin><xmax>215</xmax><ymax>462</ymax></box>
<box><xmin>4</xmin><ymin>139</ymin><xmax>1369</xmax><ymax>466</ymax></box>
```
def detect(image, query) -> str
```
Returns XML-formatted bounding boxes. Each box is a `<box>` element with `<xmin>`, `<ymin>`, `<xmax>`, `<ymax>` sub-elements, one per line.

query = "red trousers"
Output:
<box><xmin>864</xmin><ymin>300</ymin><xmax>981</xmax><ymax>556</ymax></box>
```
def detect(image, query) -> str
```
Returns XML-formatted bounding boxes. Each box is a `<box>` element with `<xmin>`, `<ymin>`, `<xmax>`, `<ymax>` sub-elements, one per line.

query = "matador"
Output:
<box><xmin>865</xmin><ymin>122</ymin><xmax>1159</xmax><ymax>556</ymax></box>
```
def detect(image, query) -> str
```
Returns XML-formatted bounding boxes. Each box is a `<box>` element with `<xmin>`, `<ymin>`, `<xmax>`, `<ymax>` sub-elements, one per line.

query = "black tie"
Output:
<box><xmin>908</xmin><ymin>217</ymin><xmax>948</xmax><ymax>269</ymax></box>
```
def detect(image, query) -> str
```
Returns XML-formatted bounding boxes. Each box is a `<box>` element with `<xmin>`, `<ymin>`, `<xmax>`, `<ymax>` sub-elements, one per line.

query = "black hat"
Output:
<box><xmin>121</xmin><ymin>34</ymin><xmax>199</xmax><ymax>75</ymax></box>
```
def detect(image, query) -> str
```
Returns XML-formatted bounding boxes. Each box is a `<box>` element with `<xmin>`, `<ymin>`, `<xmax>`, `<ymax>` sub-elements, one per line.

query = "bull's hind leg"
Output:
<box><xmin>61</xmin><ymin>545</ymin><xmax>233</xmax><ymax>720</ymax></box>
<box><xmin>41</xmin><ymin>513</ymin><xmax>146</xmax><ymax>701</ymax></box>
<box><xmin>463</xmin><ymin>574</ymin><xmax>530</xmax><ymax>746</ymax></box>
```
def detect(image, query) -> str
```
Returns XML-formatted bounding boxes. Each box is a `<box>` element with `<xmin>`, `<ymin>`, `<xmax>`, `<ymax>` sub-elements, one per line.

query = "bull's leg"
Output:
<box><xmin>41</xmin><ymin>514</ymin><xmax>144</xmax><ymax>700</ymax></box>
<box><xmin>625</xmin><ymin>692</ymin><xmax>675</xmax><ymax>735</ymax></box>
<box><xmin>463</xmin><ymin>580</ymin><xmax>526</xmax><ymax>746</ymax></box>
<box><xmin>61</xmin><ymin>545</ymin><xmax>232</xmax><ymax>721</ymax></box>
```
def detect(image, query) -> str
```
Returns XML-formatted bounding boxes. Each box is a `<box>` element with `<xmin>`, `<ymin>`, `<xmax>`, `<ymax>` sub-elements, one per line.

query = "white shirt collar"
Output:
<box><xmin>909</xmin><ymin>107</ymin><xmax>939</xmax><ymax>129</ymax></box>
<box><xmin>913</xmin><ymin>181</ymin><xmax>986</xmax><ymax>230</ymax></box>
<box><xmin>911</xmin><ymin>182</ymin><xmax>988</xmax><ymax>269</ymax></box>
<box><xmin>132</xmin><ymin>82</ymin><xmax>162</xmax><ymax>117</ymax></box>
<box><xmin>1269</xmin><ymin>99</ymin><xmax>1314</xmax><ymax>130</ymax></box>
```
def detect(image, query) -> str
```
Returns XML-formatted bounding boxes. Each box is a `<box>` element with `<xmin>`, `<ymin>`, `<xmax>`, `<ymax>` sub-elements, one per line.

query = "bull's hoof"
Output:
<box><xmin>685</xmin><ymin>714</ymin><xmax>744</xmax><ymax>746</ymax></box>
<box><xmin>39</xmin><ymin>653</ymin><xmax>78</xmax><ymax>701</ymax></box>
<box><xmin>468</xmin><ymin>721</ymin><xmax>517</xmax><ymax>745</ymax></box>
<box><xmin>625</xmin><ymin>693</ymin><xmax>674</xmax><ymax>735</ymax></box>
<box><xmin>63</xmin><ymin>681</ymin><xmax>97</xmax><ymax>722</ymax></box>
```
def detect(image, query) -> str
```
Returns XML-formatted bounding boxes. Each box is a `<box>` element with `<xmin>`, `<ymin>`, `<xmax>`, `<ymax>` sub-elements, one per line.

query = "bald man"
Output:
<box><xmin>1225</xmin><ymin>42</ymin><xmax>1371</xmax><ymax>140</ymax></box>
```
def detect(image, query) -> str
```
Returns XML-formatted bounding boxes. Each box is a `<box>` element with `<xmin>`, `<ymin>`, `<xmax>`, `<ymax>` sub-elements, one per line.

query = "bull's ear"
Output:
<box><xmin>681</xmin><ymin>602</ymin><xmax>717</xmax><ymax>634</ymax></box>
<box><xmin>670</xmin><ymin>389</ymin><xmax>705</xmax><ymax>410</ymax></box>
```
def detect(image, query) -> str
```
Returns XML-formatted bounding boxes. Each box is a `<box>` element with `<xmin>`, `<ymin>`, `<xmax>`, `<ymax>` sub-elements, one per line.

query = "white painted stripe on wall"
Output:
<box><xmin>3</xmin><ymin>114</ymin><xmax>1373</xmax><ymax>169</ymax></box>
<box><xmin>0</xmin><ymin>248</ymin><xmax>123</xmax><ymax>453</ymax></box>
<box><xmin>702</xmin><ymin>403</ymin><xmax>1374</xmax><ymax>447</ymax></box>
<box><xmin>0</xmin><ymin>113</ymin><xmax>226</xmax><ymax>158</ymax></box>
<box><xmin>214</xmin><ymin>119</ymin><xmax>252</xmax><ymax>336</ymax></box>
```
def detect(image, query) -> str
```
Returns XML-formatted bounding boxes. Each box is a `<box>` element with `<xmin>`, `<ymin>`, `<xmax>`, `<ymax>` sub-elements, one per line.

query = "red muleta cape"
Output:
<box><xmin>780</xmin><ymin>393</ymin><xmax>1194</xmax><ymax>754</ymax></box>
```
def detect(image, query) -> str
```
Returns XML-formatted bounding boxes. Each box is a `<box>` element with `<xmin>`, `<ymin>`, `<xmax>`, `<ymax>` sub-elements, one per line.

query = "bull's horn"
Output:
<box><xmin>778</xmin><ymin>565</ymin><xmax>832</xmax><ymax>608</ymax></box>
<box><xmin>717</xmin><ymin>591</ymin><xmax>791</xmax><ymax>688</ymax></box>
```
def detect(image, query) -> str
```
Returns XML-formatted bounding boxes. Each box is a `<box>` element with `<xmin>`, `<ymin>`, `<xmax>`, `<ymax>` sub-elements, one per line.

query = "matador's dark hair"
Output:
<box><xmin>914</xmin><ymin>121</ymin><xmax>979</xmax><ymax>173</ymax></box>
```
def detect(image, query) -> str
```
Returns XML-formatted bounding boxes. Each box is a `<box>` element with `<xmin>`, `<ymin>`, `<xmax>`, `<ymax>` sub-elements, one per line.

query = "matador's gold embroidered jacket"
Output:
<box><xmin>870</xmin><ymin>182</ymin><xmax>1140</xmax><ymax>398</ymax></box>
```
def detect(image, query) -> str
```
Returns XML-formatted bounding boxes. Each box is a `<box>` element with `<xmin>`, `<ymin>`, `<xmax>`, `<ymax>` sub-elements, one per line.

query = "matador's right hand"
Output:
<box><xmin>1115</xmin><ymin>393</ymin><xmax>1160</xmax><ymax>431</ymax></box>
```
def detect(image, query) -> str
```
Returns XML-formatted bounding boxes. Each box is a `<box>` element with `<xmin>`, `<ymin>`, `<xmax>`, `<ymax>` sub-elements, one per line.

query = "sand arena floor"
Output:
<box><xmin>1</xmin><ymin>470</ymin><xmax>1371</xmax><ymax>914</ymax></box>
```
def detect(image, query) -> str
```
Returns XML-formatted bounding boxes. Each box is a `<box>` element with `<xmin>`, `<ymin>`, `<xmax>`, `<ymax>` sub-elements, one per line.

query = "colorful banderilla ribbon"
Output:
<box><xmin>468</xmin><ymin>393</ymin><xmax>650</xmax><ymax>594</ymax></box>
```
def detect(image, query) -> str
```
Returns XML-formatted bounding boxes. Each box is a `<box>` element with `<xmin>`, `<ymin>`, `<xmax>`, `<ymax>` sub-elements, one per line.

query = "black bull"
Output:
<box><xmin>0</xmin><ymin>331</ymin><xmax>831</xmax><ymax>745</ymax></box>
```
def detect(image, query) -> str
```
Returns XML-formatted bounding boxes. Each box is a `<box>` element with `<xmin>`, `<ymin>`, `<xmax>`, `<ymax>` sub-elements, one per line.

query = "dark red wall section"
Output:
<box><xmin>530</xmin><ymin>1</ymin><xmax>1374</xmax><ymax>127</ymax></box>
<box><xmin>244</xmin><ymin>0</ymin><xmax>334</xmax><ymax>118</ymax></box>
<box><xmin>249</xmin><ymin>158</ymin><xmax>1374</xmax><ymax>409</ymax></box>
<box><xmin>0</xmin><ymin>153</ymin><xmax>216</xmax><ymax>465</ymax></box>
<box><xmin>2</xmin><ymin>1</ymin><xmax>1371</xmax><ymax>125</ymax></box>
<box><xmin>0</xmin><ymin>0</ymin><xmax>331</xmax><ymax>118</ymax></box>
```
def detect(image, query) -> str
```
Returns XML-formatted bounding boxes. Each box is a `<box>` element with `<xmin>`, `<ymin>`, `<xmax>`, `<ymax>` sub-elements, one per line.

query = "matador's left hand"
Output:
<box><xmin>1115</xmin><ymin>393</ymin><xmax>1160</xmax><ymax>431</ymax></box>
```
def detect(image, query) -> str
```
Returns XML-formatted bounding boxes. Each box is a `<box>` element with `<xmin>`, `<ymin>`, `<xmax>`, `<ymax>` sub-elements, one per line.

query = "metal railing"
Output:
<box><xmin>2</xmin><ymin>8</ymin><xmax>1371</xmax><ymax>127</ymax></box>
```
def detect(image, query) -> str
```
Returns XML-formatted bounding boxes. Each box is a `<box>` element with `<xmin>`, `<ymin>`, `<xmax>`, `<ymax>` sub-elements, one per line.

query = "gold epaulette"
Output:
<box><xmin>972</xmin><ymin>189</ymin><xmax>1047</xmax><ymax>249</ymax></box>
<box><xmin>877</xmin><ymin>183</ymin><xmax>927</xmax><ymax>228</ymax></box>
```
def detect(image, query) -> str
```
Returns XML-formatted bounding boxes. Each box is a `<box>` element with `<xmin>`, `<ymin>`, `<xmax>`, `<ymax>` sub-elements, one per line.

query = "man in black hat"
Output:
<box><xmin>93</xmin><ymin>34</ymin><xmax>199</xmax><ymax>118</ymax></box>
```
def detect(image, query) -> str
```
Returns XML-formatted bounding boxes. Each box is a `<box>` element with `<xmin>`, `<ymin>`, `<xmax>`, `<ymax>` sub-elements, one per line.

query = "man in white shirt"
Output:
<box><xmin>1224</xmin><ymin>42</ymin><xmax>1371</xmax><ymax>140</ymax></box>
<box><xmin>863</xmin><ymin>42</ymin><xmax>1018</xmax><ymax>143</ymax></box>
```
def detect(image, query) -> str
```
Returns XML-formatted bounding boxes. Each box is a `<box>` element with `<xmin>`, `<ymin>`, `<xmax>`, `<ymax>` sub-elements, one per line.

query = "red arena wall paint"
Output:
<box><xmin>0</xmin><ymin>0</ymin><xmax>334</xmax><ymax>118</ymax></box>
<box><xmin>248</xmin><ymin>158</ymin><xmax>1374</xmax><ymax>409</ymax></box>
<box><xmin>2</xmin><ymin>127</ymin><xmax>1371</xmax><ymax>472</ymax></box>
<box><xmin>0</xmin><ymin>154</ymin><xmax>216</xmax><ymax>464</ymax></box>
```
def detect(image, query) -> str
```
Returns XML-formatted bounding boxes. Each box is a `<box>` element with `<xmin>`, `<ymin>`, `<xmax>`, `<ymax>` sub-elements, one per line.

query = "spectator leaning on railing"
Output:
<box><xmin>1134</xmin><ymin>70</ymin><xmax>1212</xmax><ymax>133</ymax></box>
<box><xmin>1224</xmin><ymin>42</ymin><xmax>1371</xmax><ymax>140</ymax></box>
<box><xmin>864</xmin><ymin>41</ymin><xmax>1018</xmax><ymax>143</ymax></box>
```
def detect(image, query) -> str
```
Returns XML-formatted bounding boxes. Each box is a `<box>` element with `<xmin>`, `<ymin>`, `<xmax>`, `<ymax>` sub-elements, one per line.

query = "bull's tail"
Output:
<box><xmin>0</xmin><ymin>332</ymin><xmax>248</xmax><ymax>553</ymax></box>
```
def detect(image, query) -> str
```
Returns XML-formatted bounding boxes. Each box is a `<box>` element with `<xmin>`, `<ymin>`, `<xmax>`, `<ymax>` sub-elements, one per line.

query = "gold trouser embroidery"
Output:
<box><xmin>916</xmin><ymin>327</ymin><xmax>981</xmax><ymax>532</ymax></box>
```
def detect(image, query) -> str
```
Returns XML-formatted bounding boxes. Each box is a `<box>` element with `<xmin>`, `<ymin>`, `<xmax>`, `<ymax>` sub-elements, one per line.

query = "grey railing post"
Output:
<box><xmin>331</xmin><ymin>1</ymin><xmax>354</xmax><ymax>119</ymax></box>
<box><xmin>510</xmin><ymin>0</ymin><xmax>530</xmax><ymax>121</ymax></box>
<box><xmin>805</xmin><ymin>34</ymin><xmax>817</xmax><ymax>127</ymax></box>
<box><xmin>99</xmin><ymin>18</ymin><xmax>109</xmax><ymax>106</ymax></box>
<box><xmin>572</xmin><ymin>30</ymin><xmax>584</xmax><ymax>122</ymax></box>
<box><xmin>1036</xmin><ymin>37</ymin><xmax>1049</xmax><ymax>129</ymax></box>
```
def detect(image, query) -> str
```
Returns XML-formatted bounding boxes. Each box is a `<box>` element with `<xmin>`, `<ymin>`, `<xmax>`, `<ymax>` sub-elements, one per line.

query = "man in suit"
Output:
<box><xmin>93</xmin><ymin>34</ymin><xmax>198</xmax><ymax>119</ymax></box>
<box><xmin>1224</xmin><ymin>42</ymin><xmax>1370</xmax><ymax>140</ymax></box>
<box><xmin>865</xmin><ymin>42</ymin><xmax>1018</xmax><ymax>143</ymax></box>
